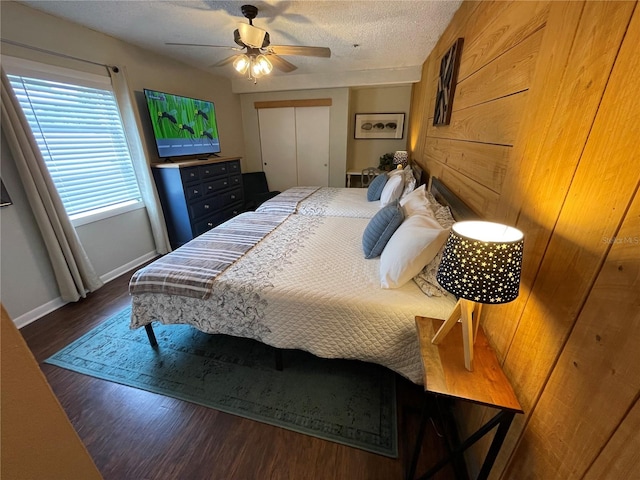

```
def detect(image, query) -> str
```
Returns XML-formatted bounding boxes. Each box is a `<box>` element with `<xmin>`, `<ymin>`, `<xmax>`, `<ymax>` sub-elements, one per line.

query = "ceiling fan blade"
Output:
<box><xmin>268</xmin><ymin>54</ymin><xmax>298</xmax><ymax>73</ymax></box>
<box><xmin>165</xmin><ymin>42</ymin><xmax>236</xmax><ymax>49</ymax></box>
<box><xmin>211</xmin><ymin>55</ymin><xmax>238</xmax><ymax>68</ymax></box>
<box><xmin>269</xmin><ymin>45</ymin><xmax>331</xmax><ymax>58</ymax></box>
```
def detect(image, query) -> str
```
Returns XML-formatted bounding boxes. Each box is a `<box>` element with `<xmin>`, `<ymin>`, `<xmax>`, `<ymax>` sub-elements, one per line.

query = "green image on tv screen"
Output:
<box><xmin>144</xmin><ymin>89</ymin><xmax>221</xmax><ymax>158</ymax></box>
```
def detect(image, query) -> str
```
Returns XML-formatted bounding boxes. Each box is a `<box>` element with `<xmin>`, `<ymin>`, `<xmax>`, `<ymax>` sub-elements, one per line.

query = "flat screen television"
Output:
<box><xmin>143</xmin><ymin>89</ymin><xmax>221</xmax><ymax>159</ymax></box>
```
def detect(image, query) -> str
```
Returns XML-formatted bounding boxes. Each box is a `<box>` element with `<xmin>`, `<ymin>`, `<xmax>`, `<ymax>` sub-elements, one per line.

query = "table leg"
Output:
<box><xmin>347</xmin><ymin>173</ymin><xmax>352</xmax><ymax>188</ymax></box>
<box><xmin>407</xmin><ymin>398</ymin><xmax>430</xmax><ymax>480</ymax></box>
<box><xmin>477</xmin><ymin>411</ymin><xmax>515</xmax><ymax>480</ymax></box>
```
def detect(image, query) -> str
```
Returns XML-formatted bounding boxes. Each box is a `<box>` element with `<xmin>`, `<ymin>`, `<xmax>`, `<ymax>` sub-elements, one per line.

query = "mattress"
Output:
<box><xmin>257</xmin><ymin>187</ymin><xmax>382</xmax><ymax>218</ymax></box>
<box><xmin>131</xmin><ymin>214</ymin><xmax>456</xmax><ymax>384</ymax></box>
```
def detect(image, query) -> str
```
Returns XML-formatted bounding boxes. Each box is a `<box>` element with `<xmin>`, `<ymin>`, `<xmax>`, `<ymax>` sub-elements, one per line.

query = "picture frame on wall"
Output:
<box><xmin>433</xmin><ymin>37</ymin><xmax>464</xmax><ymax>126</ymax></box>
<box><xmin>0</xmin><ymin>179</ymin><xmax>12</xmax><ymax>207</ymax></box>
<box><xmin>354</xmin><ymin>113</ymin><xmax>405</xmax><ymax>139</ymax></box>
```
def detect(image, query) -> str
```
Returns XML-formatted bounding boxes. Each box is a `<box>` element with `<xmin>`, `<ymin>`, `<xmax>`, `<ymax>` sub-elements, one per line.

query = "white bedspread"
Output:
<box><xmin>258</xmin><ymin>187</ymin><xmax>382</xmax><ymax>218</ymax></box>
<box><xmin>131</xmin><ymin>215</ymin><xmax>456</xmax><ymax>384</ymax></box>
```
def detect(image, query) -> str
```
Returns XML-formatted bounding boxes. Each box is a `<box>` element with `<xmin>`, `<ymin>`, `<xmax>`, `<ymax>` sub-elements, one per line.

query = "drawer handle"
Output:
<box><xmin>232</xmin><ymin>210</ymin><xmax>238</xmax><ymax>215</ymax></box>
<box><xmin>193</xmin><ymin>189</ymin><xmax>199</xmax><ymax>194</ymax></box>
<box><xmin>204</xmin><ymin>169</ymin><xmax>210</xmax><ymax>174</ymax></box>
<box><xmin>204</xmin><ymin>204</ymin><xmax>210</xmax><ymax>209</ymax></box>
<box><xmin>221</xmin><ymin>167</ymin><xmax>226</xmax><ymax>172</ymax></box>
<box><xmin>207</xmin><ymin>222</ymin><xmax>213</xmax><ymax>227</ymax></box>
<box><xmin>190</xmin><ymin>173</ymin><xmax>196</xmax><ymax>177</ymax></box>
<box><xmin>231</xmin><ymin>195</ymin><xmax>236</xmax><ymax>200</ymax></box>
<box><xmin>224</xmin><ymin>181</ymin><xmax>228</xmax><ymax>186</ymax></box>
<box><xmin>208</xmin><ymin>186</ymin><xmax>213</xmax><ymax>190</ymax></box>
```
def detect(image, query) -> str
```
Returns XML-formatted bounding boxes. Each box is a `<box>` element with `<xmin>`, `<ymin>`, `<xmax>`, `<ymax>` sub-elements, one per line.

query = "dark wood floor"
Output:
<box><xmin>20</xmin><ymin>268</ymin><xmax>457</xmax><ymax>480</ymax></box>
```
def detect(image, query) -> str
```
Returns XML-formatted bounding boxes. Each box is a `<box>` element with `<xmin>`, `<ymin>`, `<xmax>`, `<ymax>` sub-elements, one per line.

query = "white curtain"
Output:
<box><xmin>1</xmin><ymin>68</ymin><xmax>103</xmax><ymax>302</ymax></box>
<box><xmin>108</xmin><ymin>66</ymin><xmax>171</xmax><ymax>254</ymax></box>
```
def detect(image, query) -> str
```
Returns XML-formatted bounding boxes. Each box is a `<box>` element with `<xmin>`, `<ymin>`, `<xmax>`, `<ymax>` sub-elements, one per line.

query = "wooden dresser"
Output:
<box><xmin>151</xmin><ymin>156</ymin><xmax>244</xmax><ymax>249</ymax></box>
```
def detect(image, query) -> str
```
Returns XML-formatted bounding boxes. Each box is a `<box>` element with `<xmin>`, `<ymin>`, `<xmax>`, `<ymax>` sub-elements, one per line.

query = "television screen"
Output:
<box><xmin>143</xmin><ymin>89</ymin><xmax>221</xmax><ymax>159</ymax></box>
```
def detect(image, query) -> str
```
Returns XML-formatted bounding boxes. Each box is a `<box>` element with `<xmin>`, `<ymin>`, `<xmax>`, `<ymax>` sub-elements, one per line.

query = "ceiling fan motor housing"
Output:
<box><xmin>234</xmin><ymin>27</ymin><xmax>270</xmax><ymax>49</ymax></box>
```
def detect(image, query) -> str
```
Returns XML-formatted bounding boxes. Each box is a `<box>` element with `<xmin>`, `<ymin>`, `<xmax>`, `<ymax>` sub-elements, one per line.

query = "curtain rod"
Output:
<box><xmin>1</xmin><ymin>38</ymin><xmax>119</xmax><ymax>71</ymax></box>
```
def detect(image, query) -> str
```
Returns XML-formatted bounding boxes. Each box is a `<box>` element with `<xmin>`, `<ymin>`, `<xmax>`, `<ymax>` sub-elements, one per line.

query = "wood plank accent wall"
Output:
<box><xmin>407</xmin><ymin>1</ymin><xmax>640</xmax><ymax>478</ymax></box>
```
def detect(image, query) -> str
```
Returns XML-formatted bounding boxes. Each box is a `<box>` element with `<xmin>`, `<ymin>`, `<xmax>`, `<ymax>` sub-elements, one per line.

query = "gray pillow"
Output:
<box><xmin>367</xmin><ymin>173</ymin><xmax>388</xmax><ymax>201</ymax></box>
<box><xmin>362</xmin><ymin>202</ymin><xmax>404</xmax><ymax>259</ymax></box>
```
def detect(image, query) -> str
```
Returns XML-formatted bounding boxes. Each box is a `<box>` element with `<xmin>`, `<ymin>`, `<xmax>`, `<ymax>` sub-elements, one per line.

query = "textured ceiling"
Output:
<box><xmin>18</xmin><ymin>0</ymin><xmax>461</xmax><ymax>84</ymax></box>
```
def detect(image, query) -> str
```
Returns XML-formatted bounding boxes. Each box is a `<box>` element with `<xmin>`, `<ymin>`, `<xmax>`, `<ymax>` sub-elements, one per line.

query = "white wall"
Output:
<box><xmin>239</xmin><ymin>89</ymin><xmax>350</xmax><ymax>188</ymax></box>
<box><xmin>347</xmin><ymin>85</ymin><xmax>412</xmax><ymax>172</ymax></box>
<box><xmin>0</xmin><ymin>2</ymin><xmax>245</xmax><ymax>324</ymax></box>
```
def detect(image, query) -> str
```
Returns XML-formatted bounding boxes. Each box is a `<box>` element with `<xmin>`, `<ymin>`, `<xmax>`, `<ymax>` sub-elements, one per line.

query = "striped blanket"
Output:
<box><xmin>255</xmin><ymin>186</ymin><xmax>320</xmax><ymax>214</ymax></box>
<box><xmin>129</xmin><ymin>212</ymin><xmax>289</xmax><ymax>299</ymax></box>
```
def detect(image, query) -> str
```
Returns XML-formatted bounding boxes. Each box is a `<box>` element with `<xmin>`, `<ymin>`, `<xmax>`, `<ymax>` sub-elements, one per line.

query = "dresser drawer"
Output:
<box><xmin>193</xmin><ymin>213</ymin><xmax>225</xmax><ymax>236</ymax></box>
<box><xmin>228</xmin><ymin>160</ymin><xmax>241</xmax><ymax>174</ymax></box>
<box><xmin>203</xmin><ymin>177</ymin><xmax>230</xmax><ymax>195</ymax></box>
<box><xmin>185</xmin><ymin>183</ymin><xmax>203</xmax><ymax>201</ymax></box>
<box><xmin>219</xmin><ymin>187</ymin><xmax>243</xmax><ymax>208</ymax></box>
<box><xmin>189</xmin><ymin>197</ymin><xmax>223</xmax><ymax>219</ymax></box>
<box><xmin>229</xmin><ymin>173</ymin><xmax>242</xmax><ymax>188</ymax></box>
<box><xmin>180</xmin><ymin>166</ymin><xmax>200</xmax><ymax>184</ymax></box>
<box><xmin>200</xmin><ymin>162</ymin><xmax>228</xmax><ymax>179</ymax></box>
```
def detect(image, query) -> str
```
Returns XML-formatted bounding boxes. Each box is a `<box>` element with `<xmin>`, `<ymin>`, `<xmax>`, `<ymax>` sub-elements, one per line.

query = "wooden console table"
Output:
<box><xmin>407</xmin><ymin>316</ymin><xmax>523</xmax><ymax>480</ymax></box>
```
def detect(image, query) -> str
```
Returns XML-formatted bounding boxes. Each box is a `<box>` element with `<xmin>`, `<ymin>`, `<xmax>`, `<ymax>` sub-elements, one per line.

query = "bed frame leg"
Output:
<box><xmin>144</xmin><ymin>324</ymin><xmax>158</xmax><ymax>348</ymax></box>
<box><xmin>275</xmin><ymin>349</ymin><xmax>283</xmax><ymax>371</ymax></box>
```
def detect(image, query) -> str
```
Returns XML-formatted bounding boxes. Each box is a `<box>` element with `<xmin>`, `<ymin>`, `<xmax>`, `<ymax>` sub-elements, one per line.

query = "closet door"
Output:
<box><xmin>258</xmin><ymin>107</ymin><xmax>297</xmax><ymax>192</ymax></box>
<box><xmin>296</xmin><ymin>106</ymin><xmax>330</xmax><ymax>187</ymax></box>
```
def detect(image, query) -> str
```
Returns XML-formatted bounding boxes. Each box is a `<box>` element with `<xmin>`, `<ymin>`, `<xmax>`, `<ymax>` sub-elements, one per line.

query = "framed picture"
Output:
<box><xmin>354</xmin><ymin>113</ymin><xmax>405</xmax><ymax>139</ymax></box>
<box><xmin>0</xmin><ymin>179</ymin><xmax>12</xmax><ymax>207</ymax></box>
<box><xmin>433</xmin><ymin>37</ymin><xmax>464</xmax><ymax>126</ymax></box>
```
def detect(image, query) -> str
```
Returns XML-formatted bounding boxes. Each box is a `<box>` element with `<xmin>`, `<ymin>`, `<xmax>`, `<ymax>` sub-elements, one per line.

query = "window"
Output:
<box><xmin>6</xmin><ymin>63</ymin><xmax>143</xmax><ymax>225</ymax></box>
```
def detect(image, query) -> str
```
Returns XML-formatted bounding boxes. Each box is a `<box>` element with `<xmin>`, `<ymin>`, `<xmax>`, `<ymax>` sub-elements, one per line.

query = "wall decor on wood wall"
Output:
<box><xmin>433</xmin><ymin>38</ymin><xmax>464</xmax><ymax>126</ymax></box>
<box><xmin>0</xmin><ymin>179</ymin><xmax>12</xmax><ymax>207</ymax></box>
<box><xmin>354</xmin><ymin>113</ymin><xmax>405</xmax><ymax>139</ymax></box>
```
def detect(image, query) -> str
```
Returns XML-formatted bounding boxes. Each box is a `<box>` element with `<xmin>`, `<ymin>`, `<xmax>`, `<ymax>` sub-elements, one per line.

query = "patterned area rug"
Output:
<box><xmin>46</xmin><ymin>307</ymin><xmax>398</xmax><ymax>457</ymax></box>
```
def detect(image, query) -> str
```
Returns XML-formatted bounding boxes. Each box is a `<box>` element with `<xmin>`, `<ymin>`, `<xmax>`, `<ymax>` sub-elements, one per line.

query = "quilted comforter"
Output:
<box><xmin>256</xmin><ymin>186</ymin><xmax>382</xmax><ymax>218</ymax></box>
<box><xmin>130</xmin><ymin>213</ymin><xmax>456</xmax><ymax>384</ymax></box>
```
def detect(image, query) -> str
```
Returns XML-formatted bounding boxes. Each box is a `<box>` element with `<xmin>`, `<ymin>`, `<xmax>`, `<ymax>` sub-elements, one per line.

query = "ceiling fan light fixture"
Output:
<box><xmin>233</xmin><ymin>54</ymin><xmax>250</xmax><ymax>74</ymax></box>
<box><xmin>255</xmin><ymin>54</ymin><xmax>273</xmax><ymax>75</ymax></box>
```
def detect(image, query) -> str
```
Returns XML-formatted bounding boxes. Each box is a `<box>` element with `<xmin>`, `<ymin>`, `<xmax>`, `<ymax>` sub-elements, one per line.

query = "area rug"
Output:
<box><xmin>45</xmin><ymin>307</ymin><xmax>397</xmax><ymax>457</ymax></box>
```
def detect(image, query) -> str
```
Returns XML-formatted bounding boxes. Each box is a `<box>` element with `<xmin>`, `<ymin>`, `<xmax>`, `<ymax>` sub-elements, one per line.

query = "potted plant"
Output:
<box><xmin>378</xmin><ymin>152</ymin><xmax>395</xmax><ymax>171</ymax></box>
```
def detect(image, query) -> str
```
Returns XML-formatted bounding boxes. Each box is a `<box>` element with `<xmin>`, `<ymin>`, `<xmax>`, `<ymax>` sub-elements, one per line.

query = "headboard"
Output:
<box><xmin>429</xmin><ymin>177</ymin><xmax>479</xmax><ymax>221</ymax></box>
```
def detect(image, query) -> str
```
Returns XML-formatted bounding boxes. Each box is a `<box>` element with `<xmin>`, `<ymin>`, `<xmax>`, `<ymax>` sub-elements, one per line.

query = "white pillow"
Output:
<box><xmin>380</xmin><ymin>214</ymin><xmax>449</xmax><ymax>288</ymax></box>
<box><xmin>379</xmin><ymin>174</ymin><xmax>404</xmax><ymax>207</ymax></box>
<box><xmin>399</xmin><ymin>184</ymin><xmax>432</xmax><ymax>217</ymax></box>
<box><xmin>400</xmin><ymin>169</ymin><xmax>417</xmax><ymax>200</ymax></box>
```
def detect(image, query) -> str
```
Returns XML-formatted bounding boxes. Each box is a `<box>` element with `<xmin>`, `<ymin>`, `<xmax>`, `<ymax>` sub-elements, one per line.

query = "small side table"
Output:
<box><xmin>407</xmin><ymin>316</ymin><xmax>523</xmax><ymax>480</ymax></box>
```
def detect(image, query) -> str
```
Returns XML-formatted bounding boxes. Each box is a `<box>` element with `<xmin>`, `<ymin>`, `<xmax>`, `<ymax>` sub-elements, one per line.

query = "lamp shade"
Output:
<box><xmin>436</xmin><ymin>221</ymin><xmax>524</xmax><ymax>304</ymax></box>
<box><xmin>393</xmin><ymin>150</ymin><xmax>408</xmax><ymax>168</ymax></box>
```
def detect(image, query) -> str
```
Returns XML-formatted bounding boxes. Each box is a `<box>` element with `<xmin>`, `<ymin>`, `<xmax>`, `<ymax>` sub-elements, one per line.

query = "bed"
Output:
<box><xmin>255</xmin><ymin>164</ymin><xmax>423</xmax><ymax>218</ymax></box>
<box><xmin>129</xmin><ymin>177</ymin><xmax>472</xmax><ymax>385</ymax></box>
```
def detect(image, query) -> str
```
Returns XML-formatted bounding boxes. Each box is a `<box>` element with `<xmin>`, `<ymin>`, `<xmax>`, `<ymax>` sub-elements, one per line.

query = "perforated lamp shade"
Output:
<box><xmin>436</xmin><ymin>221</ymin><xmax>524</xmax><ymax>304</ymax></box>
<box><xmin>393</xmin><ymin>150</ymin><xmax>408</xmax><ymax>168</ymax></box>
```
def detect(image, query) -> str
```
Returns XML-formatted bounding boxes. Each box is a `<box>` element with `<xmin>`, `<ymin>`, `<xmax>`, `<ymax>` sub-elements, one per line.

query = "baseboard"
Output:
<box><xmin>14</xmin><ymin>297</ymin><xmax>68</xmax><ymax>329</ymax></box>
<box><xmin>99</xmin><ymin>250</ymin><xmax>158</xmax><ymax>284</ymax></box>
<box><xmin>16</xmin><ymin>251</ymin><xmax>159</xmax><ymax>329</ymax></box>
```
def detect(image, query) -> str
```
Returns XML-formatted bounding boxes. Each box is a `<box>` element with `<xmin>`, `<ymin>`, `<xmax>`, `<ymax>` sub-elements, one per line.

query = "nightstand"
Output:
<box><xmin>407</xmin><ymin>316</ymin><xmax>523</xmax><ymax>480</ymax></box>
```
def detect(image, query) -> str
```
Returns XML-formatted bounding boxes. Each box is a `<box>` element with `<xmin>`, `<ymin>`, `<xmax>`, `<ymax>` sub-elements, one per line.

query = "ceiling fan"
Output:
<box><xmin>166</xmin><ymin>4</ymin><xmax>331</xmax><ymax>81</ymax></box>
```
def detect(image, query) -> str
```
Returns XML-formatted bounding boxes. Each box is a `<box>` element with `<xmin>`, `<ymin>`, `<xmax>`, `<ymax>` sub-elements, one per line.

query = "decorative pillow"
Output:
<box><xmin>413</xmin><ymin>202</ymin><xmax>456</xmax><ymax>296</ymax></box>
<box><xmin>399</xmin><ymin>184</ymin><xmax>432</xmax><ymax>217</ymax></box>
<box><xmin>380</xmin><ymin>214</ymin><xmax>449</xmax><ymax>288</ymax></box>
<box><xmin>400</xmin><ymin>168</ymin><xmax>417</xmax><ymax>200</ymax></box>
<box><xmin>379</xmin><ymin>174</ymin><xmax>405</xmax><ymax>207</ymax></box>
<box><xmin>362</xmin><ymin>202</ymin><xmax>404</xmax><ymax>259</ymax></box>
<box><xmin>366</xmin><ymin>173</ymin><xmax>388</xmax><ymax>201</ymax></box>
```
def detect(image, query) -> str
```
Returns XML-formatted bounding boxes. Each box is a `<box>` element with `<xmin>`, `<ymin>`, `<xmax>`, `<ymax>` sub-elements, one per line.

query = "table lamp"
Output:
<box><xmin>433</xmin><ymin>221</ymin><xmax>524</xmax><ymax>371</ymax></box>
<box><xmin>393</xmin><ymin>151</ymin><xmax>408</xmax><ymax>169</ymax></box>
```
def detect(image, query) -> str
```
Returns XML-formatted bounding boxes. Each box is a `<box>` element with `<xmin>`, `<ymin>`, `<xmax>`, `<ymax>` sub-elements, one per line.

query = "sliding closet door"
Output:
<box><xmin>258</xmin><ymin>107</ymin><xmax>297</xmax><ymax>192</ymax></box>
<box><xmin>296</xmin><ymin>106</ymin><xmax>330</xmax><ymax>187</ymax></box>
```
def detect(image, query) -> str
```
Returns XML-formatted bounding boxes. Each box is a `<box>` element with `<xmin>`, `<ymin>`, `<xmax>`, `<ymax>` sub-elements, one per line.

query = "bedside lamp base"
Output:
<box><xmin>432</xmin><ymin>298</ymin><xmax>482</xmax><ymax>371</ymax></box>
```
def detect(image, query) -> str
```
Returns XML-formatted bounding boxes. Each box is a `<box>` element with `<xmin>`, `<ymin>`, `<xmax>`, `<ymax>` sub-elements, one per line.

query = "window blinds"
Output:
<box><xmin>7</xmin><ymin>74</ymin><xmax>142</xmax><ymax>217</ymax></box>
